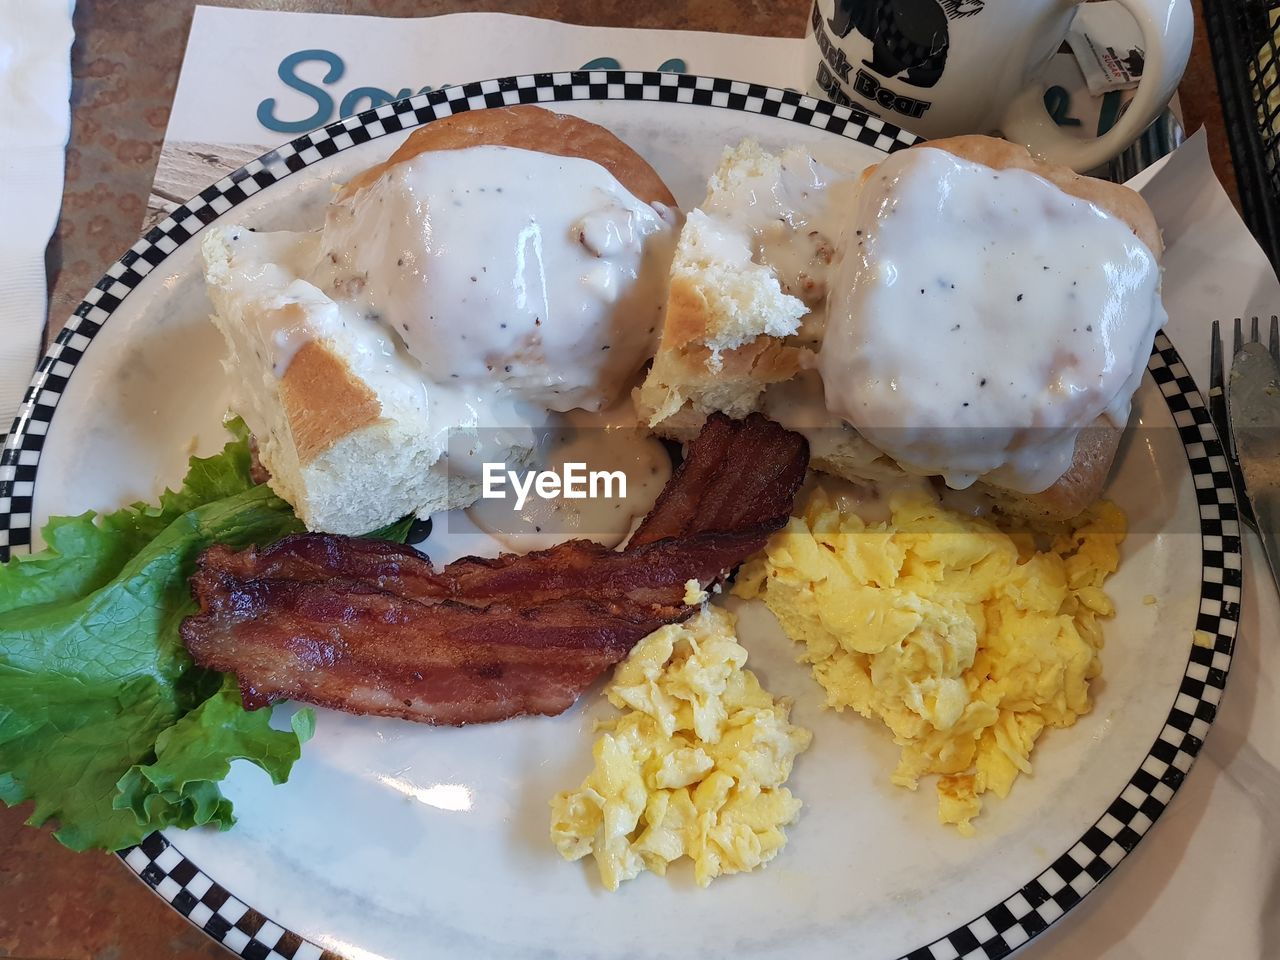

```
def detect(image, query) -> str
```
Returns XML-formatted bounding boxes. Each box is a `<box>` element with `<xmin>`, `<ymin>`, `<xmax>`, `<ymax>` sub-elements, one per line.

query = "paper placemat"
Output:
<box><xmin>147</xmin><ymin>5</ymin><xmax>1159</xmax><ymax>227</ymax></box>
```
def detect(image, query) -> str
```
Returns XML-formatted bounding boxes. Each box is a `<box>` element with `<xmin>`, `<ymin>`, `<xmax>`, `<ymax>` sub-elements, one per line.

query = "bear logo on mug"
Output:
<box><xmin>827</xmin><ymin>0</ymin><xmax>984</xmax><ymax>89</ymax></box>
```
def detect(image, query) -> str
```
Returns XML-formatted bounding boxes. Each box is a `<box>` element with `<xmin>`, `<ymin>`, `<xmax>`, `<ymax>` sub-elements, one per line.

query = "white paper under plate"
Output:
<box><xmin>10</xmin><ymin>77</ymin><xmax>1240</xmax><ymax>960</ymax></box>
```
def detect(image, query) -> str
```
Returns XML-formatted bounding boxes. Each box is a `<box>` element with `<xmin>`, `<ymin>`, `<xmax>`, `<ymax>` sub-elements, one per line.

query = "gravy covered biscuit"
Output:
<box><xmin>639</xmin><ymin>134</ymin><xmax>1165</xmax><ymax>520</ymax></box>
<box><xmin>202</xmin><ymin>106</ymin><xmax>678</xmax><ymax>534</ymax></box>
<box><xmin>315</xmin><ymin>144</ymin><xmax>672</xmax><ymax>412</ymax></box>
<box><xmin>819</xmin><ymin>136</ymin><xmax>1165</xmax><ymax>504</ymax></box>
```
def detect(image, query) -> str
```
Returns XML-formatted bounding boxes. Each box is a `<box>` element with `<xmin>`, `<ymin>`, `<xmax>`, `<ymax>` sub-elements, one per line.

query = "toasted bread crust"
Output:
<box><xmin>638</xmin><ymin>275</ymin><xmax>806</xmax><ymax>423</ymax></box>
<box><xmin>340</xmin><ymin>105</ymin><xmax>676</xmax><ymax>207</ymax></box>
<box><xmin>280</xmin><ymin>340</ymin><xmax>381</xmax><ymax>465</ymax></box>
<box><xmin>989</xmin><ymin>422</ymin><xmax>1124</xmax><ymax>521</ymax></box>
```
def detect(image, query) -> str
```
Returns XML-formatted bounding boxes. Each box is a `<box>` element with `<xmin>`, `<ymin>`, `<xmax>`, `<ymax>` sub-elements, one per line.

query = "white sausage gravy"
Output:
<box><xmin>819</xmin><ymin>146</ymin><xmax>1166</xmax><ymax>494</ymax></box>
<box><xmin>315</xmin><ymin>145</ymin><xmax>677</xmax><ymax>412</ymax></box>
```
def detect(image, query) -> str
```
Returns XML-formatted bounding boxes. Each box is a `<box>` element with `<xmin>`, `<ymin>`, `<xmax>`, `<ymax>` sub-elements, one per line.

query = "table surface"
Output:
<box><xmin>0</xmin><ymin>2</ymin><xmax>1244</xmax><ymax>958</ymax></box>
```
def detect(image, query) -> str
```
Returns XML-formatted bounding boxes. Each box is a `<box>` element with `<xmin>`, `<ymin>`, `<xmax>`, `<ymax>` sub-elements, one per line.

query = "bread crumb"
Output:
<box><xmin>1193</xmin><ymin>630</ymin><xmax>1215</xmax><ymax>649</ymax></box>
<box><xmin>1143</xmin><ymin>594</ymin><xmax>1157</xmax><ymax>605</ymax></box>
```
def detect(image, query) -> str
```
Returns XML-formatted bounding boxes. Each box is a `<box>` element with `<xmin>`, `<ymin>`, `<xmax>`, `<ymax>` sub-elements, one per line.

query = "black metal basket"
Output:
<box><xmin>1204</xmin><ymin>0</ymin><xmax>1280</xmax><ymax>267</ymax></box>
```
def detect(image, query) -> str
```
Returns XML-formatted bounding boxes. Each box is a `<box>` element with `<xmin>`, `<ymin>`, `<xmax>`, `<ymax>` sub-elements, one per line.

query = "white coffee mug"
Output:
<box><xmin>804</xmin><ymin>0</ymin><xmax>1193</xmax><ymax>171</ymax></box>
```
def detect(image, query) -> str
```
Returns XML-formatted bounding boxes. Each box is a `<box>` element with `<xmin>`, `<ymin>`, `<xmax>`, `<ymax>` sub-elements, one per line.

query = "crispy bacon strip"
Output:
<box><xmin>630</xmin><ymin>412</ymin><xmax>811</xmax><ymax>548</ymax></box>
<box><xmin>181</xmin><ymin>413</ymin><xmax>808</xmax><ymax>725</ymax></box>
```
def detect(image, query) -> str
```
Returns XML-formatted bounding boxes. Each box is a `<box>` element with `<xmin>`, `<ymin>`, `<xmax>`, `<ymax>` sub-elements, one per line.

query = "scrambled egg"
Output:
<box><xmin>551</xmin><ymin>605</ymin><xmax>812</xmax><ymax>889</ymax></box>
<box><xmin>735</xmin><ymin>487</ymin><xmax>1125</xmax><ymax>834</ymax></box>
<box><xmin>683</xmin><ymin>578</ymin><xmax>710</xmax><ymax>605</ymax></box>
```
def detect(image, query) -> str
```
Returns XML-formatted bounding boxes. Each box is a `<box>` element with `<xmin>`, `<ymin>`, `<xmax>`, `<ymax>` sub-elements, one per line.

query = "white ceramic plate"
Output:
<box><xmin>0</xmin><ymin>73</ymin><xmax>1243</xmax><ymax>960</ymax></box>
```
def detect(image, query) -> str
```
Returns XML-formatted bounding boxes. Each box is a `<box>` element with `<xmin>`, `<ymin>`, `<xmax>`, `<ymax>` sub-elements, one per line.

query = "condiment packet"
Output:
<box><xmin>1067</xmin><ymin>1</ymin><xmax>1147</xmax><ymax>96</ymax></box>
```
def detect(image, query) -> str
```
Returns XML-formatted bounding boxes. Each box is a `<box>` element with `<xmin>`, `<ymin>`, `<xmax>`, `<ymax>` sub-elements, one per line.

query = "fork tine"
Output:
<box><xmin>1252</xmin><ymin>315</ymin><xmax>1261</xmax><ymax>343</ymax></box>
<box><xmin>1210</xmin><ymin>320</ymin><xmax>1224</xmax><ymax>392</ymax></box>
<box><xmin>1271</xmin><ymin>315</ymin><xmax>1279</xmax><ymax>363</ymax></box>
<box><xmin>1234</xmin><ymin>316</ymin><xmax>1244</xmax><ymax>356</ymax></box>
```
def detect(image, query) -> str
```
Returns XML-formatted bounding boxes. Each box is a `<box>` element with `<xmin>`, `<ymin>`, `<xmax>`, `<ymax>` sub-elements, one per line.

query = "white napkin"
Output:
<box><xmin>0</xmin><ymin>0</ymin><xmax>75</xmax><ymax>430</ymax></box>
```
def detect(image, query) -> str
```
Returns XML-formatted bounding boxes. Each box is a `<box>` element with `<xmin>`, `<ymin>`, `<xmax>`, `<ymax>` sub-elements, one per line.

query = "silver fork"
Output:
<box><xmin>1208</xmin><ymin>318</ymin><xmax>1280</xmax><ymax>530</ymax></box>
<box><xmin>1210</xmin><ymin>317</ymin><xmax>1280</xmax><ymax>593</ymax></box>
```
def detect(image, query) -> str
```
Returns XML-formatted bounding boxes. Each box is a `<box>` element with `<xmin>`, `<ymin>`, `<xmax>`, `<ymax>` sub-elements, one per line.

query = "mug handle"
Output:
<box><xmin>998</xmin><ymin>0</ymin><xmax>1194</xmax><ymax>172</ymax></box>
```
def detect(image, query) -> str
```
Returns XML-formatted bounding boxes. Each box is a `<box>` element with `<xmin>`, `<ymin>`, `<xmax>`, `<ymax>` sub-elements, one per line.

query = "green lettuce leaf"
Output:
<box><xmin>0</xmin><ymin>420</ymin><xmax>310</xmax><ymax>851</ymax></box>
<box><xmin>0</xmin><ymin>418</ymin><xmax>256</xmax><ymax>614</ymax></box>
<box><xmin>115</xmin><ymin>676</ymin><xmax>315</xmax><ymax>833</ymax></box>
<box><xmin>363</xmin><ymin>514</ymin><xmax>416</xmax><ymax>544</ymax></box>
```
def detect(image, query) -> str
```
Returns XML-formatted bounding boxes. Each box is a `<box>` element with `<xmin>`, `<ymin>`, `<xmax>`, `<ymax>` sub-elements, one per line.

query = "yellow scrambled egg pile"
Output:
<box><xmin>736</xmin><ymin>488</ymin><xmax>1125</xmax><ymax>834</ymax></box>
<box><xmin>551</xmin><ymin>605</ymin><xmax>812</xmax><ymax>889</ymax></box>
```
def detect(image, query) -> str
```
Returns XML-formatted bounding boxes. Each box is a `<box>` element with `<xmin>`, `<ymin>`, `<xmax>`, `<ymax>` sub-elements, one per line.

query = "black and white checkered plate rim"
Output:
<box><xmin>0</xmin><ymin>72</ymin><xmax>1241</xmax><ymax>960</ymax></box>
